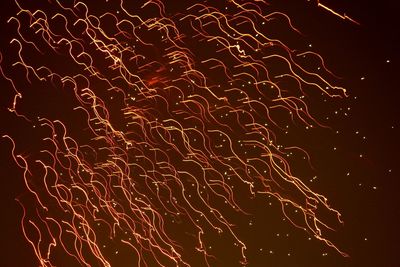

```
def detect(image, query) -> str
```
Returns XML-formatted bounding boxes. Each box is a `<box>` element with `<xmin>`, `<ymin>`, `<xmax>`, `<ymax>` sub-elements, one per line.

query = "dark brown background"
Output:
<box><xmin>0</xmin><ymin>0</ymin><xmax>399</xmax><ymax>266</ymax></box>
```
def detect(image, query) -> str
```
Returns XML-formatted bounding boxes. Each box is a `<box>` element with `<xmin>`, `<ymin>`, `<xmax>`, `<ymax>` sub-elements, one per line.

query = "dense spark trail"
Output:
<box><xmin>1</xmin><ymin>0</ymin><xmax>348</xmax><ymax>266</ymax></box>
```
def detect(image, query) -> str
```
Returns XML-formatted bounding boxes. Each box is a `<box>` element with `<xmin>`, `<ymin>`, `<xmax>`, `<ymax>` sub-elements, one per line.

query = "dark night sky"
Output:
<box><xmin>0</xmin><ymin>0</ymin><xmax>399</xmax><ymax>267</ymax></box>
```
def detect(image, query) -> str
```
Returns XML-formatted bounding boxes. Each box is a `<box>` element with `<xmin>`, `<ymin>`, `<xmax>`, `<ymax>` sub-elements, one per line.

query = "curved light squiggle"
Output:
<box><xmin>1</xmin><ymin>0</ymin><xmax>348</xmax><ymax>266</ymax></box>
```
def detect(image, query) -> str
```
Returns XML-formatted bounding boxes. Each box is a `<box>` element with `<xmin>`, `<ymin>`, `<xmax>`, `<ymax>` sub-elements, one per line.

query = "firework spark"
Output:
<box><xmin>1</xmin><ymin>0</ymin><xmax>348</xmax><ymax>266</ymax></box>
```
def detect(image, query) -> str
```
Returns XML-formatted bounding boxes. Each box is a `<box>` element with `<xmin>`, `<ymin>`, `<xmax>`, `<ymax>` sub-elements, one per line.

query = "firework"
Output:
<box><xmin>1</xmin><ymin>0</ymin><xmax>348</xmax><ymax>266</ymax></box>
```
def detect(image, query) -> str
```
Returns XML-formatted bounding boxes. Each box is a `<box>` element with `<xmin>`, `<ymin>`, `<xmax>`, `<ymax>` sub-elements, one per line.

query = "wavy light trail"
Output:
<box><xmin>1</xmin><ymin>0</ymin><xmax>348</xmax><ymax>266</ymax></box>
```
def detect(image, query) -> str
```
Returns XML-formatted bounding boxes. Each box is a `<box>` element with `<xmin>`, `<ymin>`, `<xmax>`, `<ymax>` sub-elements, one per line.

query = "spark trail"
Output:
<box><xmin>1</xmin><ymin>0</ymin><xmax>348</xmax><ymax>266</ymax></box>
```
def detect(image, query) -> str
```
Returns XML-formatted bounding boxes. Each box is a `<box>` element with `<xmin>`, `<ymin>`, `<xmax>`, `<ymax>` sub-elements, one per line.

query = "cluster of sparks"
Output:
<box><xmin>1</xmin><ymin>0</ymin><xmax>349</xmax><ymax>266</ymax></box>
